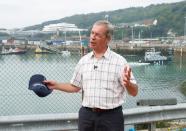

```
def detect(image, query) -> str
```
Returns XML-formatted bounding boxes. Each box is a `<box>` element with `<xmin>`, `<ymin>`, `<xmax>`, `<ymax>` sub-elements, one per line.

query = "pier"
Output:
<box><xmin>1</xmin><ymin>41</ymin><xmax>186</xmax><ymax>55</ymax></box>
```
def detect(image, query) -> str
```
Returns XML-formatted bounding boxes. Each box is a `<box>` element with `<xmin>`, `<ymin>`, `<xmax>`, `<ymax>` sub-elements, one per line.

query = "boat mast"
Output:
<box><xmin>184</xmin><ymin>16</ymin><xmax>186</xmax><ymax>45</ymax></box>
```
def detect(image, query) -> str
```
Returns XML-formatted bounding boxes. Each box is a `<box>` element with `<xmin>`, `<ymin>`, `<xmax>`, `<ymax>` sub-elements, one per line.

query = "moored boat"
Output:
<box><xmin>144</xmin><ymin>48</ymin><xmax>167</xmax><ymax>63</ymax></box>
<box><xmin>0</xmin><ymin>47</ymin><xmax>27</xmax><ymax>55</ymax></box>
<box><xmin>61</xmin><ymin>50</ymin><xmax>71</xmax><ymax>56</ymax></box>
<box><xmin>34</xmin><ymin>46</ymin><xmax>53</xmax><ymax>54</ymax></box>
<box><xmin>139</xmin><ymin>48</ymin><xmax>170</xmax><ymax>64</ymax></box>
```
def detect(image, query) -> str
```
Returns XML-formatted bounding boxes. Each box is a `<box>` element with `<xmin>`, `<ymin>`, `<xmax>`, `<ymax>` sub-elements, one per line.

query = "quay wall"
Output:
<box><xmin>1</xmin><ymin>42</ymin><xmax>186</xmax><ymax>54</ymax></box>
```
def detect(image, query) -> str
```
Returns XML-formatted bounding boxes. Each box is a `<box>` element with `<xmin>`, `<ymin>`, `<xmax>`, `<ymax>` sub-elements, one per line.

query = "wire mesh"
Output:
<box><xmin>0</xmin><ymin>46</ymin><xmax>186</xmax><ymax>116</ymax></box>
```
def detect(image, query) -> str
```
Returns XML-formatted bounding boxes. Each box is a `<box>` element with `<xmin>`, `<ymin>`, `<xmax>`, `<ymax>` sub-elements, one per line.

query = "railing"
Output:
<box><xmin>1</xmin><ymin>103</ymin><xmax>186</xmax><ymax>131</ymax></box>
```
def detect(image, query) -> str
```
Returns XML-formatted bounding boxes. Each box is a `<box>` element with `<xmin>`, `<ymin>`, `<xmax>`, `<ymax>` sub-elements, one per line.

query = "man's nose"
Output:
<box><xmin>91</xmin><ymin>34</ymin><xmax>95</xmax><ymax>40</ymax></box>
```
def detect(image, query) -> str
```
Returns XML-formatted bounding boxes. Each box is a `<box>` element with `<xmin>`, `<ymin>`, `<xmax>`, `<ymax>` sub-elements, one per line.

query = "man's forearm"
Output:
<box><xmin>55</xmin><ymin>83</ymin><xmax>81</xmax><ymax>93</ymax></box>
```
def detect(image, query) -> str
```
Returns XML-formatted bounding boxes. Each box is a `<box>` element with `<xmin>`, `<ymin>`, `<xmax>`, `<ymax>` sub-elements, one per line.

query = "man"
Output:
<box><xmin>44</xmin><ymin>20</ymin><xmax>138</xmax><ymax>131</ymax></box>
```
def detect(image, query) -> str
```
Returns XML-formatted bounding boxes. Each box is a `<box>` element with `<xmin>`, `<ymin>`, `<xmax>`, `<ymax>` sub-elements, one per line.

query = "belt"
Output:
<box><xmin>83</xmin><ymin>106</ymin><xmax>122</xmax><ymax>113</ymax></box>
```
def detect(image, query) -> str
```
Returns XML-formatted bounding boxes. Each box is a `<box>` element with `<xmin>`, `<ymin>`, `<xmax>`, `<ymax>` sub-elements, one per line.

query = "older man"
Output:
<box><xmin>44</xmin><ymin>20</ymin><xmax>138</xmax><ymax>131</ymax></box>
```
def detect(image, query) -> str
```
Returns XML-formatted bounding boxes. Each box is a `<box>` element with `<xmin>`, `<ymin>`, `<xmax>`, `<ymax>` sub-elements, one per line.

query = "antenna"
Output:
<box><xmin>105</xmin><ymin>15</ymin><xmax>109</xmax><ymax>21</ymax></box>
<box><xmin>184</xmin><ymin>16</ymin><xmax>186</xmax><ymax>44</ymax></box>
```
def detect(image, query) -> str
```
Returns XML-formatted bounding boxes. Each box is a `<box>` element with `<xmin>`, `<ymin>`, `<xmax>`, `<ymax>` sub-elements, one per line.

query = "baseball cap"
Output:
<box><xmin>28</xmin><ymin>74</ymin><xmax>52</xmax><ymax>97</ymax></box>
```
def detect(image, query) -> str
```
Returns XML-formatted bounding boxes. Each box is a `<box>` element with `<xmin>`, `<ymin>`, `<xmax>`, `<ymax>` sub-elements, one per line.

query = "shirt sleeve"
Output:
<box><xmin>70</xmin><ymin>60</ymin><xmax>83</xmax><ymax>88</ymax></box>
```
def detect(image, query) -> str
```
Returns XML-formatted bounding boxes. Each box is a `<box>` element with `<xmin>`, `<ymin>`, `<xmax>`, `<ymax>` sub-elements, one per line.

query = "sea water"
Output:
<box><xmin>0</xmin><ymin>51</ymin><xmax>186</xmax><ymax>116</ymax></box>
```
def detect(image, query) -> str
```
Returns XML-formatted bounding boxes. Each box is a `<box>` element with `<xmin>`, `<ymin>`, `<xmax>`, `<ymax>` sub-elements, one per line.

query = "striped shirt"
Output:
<box><xmin>70</xmin><ymin>48</ymin><xmax>136</xmax><ymax>109</ymax></box>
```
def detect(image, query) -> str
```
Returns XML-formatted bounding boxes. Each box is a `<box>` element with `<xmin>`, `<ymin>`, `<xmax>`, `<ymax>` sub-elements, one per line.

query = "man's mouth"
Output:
<box><xmin>90</xmin><ymin>41</ymin><xmax>95</xmax><ymax>45</ymax></box>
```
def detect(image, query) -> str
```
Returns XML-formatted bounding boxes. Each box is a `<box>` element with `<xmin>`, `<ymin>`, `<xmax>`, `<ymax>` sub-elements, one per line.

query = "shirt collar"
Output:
<box><xmin>103</xmin><ymin>47</ymin><xmax>111</xmax><ymax>60</ymax></box>
<box><xmin>89</xmin><ymin>47</ymin><xmax>111</xmax><ymax>60</ymax></box>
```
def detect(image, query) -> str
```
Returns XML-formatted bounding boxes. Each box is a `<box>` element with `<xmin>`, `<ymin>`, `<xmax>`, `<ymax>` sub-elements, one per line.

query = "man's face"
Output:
<box><xmin>89</xmin><ymin>24</ymin><xmax>110</xmax><ymax>51</ymax></box>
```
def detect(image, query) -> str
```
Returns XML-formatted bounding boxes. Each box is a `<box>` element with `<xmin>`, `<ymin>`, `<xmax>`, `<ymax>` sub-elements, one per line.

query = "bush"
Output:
<box><xmin>180</xmin><ymin>81</ymin><xmax>186</xmax><ymax>96</ymax></box>
<box><xmin>135</xmin><ymin>121</ymin><xmax>170</xmax><ymax>130</ymax></box>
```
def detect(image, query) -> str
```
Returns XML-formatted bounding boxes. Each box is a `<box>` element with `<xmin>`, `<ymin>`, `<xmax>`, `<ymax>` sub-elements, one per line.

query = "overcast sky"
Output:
<box><xmin>0</xmin><ymin>0</ymin><xmax>184</xmax><ymax>29</ymax></box>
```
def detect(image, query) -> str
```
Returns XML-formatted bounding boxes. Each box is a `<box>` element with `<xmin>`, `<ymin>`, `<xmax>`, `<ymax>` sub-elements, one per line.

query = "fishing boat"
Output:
<box><xmin>143</xmin><ymin>48</ymin><xmax>168</xmax><ymax>64</ymax></box>
<box><xmin>0</xmin><ymin>47</ymin><xmax>27</xmax><ymax>55</ymax></box>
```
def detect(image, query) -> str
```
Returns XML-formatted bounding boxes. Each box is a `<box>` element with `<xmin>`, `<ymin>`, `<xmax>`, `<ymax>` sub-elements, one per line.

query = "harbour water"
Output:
<box><xmin>0</xmin><ymin>51</ymin><xmax>186</xmax><ymax>116</ymax></box>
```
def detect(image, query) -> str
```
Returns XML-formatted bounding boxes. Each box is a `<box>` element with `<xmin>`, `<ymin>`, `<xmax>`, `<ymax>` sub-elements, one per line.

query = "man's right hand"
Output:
<box><xmin>43</xmin><ymin>80</ymin><xmax>58</xmax><ymax>90</ymax></box>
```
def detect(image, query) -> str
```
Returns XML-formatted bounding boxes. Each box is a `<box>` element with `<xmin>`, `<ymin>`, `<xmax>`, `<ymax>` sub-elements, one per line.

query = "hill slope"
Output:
<box><xmin>23</xmin><ymin>1</ymin><xmax>186</xmax><ymax>37</ymax></box>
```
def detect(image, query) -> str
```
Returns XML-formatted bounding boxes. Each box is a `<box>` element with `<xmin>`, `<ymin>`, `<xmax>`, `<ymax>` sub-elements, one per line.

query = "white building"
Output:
<box><xmin>42</xmin><ymin>23</ymin><xmax>87</xmax><ymax>32</ymax></box>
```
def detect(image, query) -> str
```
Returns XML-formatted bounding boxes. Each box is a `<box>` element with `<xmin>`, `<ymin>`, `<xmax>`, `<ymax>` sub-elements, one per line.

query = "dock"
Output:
<box><xmin>1</xmin><ymin>41</ymin><xmax>186</xmax><ymax>55</ymax></box>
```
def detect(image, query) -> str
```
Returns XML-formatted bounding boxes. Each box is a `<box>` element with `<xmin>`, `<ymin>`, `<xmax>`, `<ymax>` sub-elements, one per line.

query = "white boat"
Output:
<box><xmin>129</xmin><ymin>62</ymin><xmax>150</xmax><ymax>66</ymax></box>
<box><xmin>61</xmin><ymin>50</ymin><xmax>71</xmax><ymax>57</ymax></box>
<box><xmin>143</xmin><ymin>48</ymin><xmax>168</xmax><ymax>64</ymax></box>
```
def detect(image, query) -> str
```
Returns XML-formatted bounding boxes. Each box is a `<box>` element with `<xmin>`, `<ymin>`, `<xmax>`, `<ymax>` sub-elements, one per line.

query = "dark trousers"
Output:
<box><xmin>78</xmin><ymin>106</ymin><xmax>124</xmax><ymax>131</ymax></box>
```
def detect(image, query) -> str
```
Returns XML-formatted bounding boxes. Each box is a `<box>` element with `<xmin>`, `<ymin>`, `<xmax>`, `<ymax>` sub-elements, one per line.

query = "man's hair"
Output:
<box><xmin>93</xmin><ymin>20</ymin><xmax>114</xmax><ymax>38</ymax></box>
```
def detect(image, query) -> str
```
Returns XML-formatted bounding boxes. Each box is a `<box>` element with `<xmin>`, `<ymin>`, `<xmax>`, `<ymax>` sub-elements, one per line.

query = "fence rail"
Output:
<box><xmin>1</xmin><ymin>103</ymin><xmax>186</xmax><ymax>131</ymax></box>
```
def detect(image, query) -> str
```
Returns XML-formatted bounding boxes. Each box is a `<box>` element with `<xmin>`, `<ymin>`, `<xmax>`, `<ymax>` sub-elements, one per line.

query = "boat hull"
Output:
<box><xmin>0</xmin><ymin>49</ymin><xmax>27</xmax><ymax>55</ymax></box>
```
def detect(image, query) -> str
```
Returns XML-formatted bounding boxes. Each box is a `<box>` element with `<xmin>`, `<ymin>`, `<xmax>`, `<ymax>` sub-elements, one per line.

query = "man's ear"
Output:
<box><xmin>107</xmin><ymin>36</ymin><xmax>111</xmax><ymax>42</ymax></box>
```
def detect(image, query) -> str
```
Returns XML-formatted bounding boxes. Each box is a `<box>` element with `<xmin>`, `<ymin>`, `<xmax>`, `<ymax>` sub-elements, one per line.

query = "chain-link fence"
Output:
<box><xmin>0</xmin><ymin>45</ymin><xmax>186</xmax><ymax>116</ymax></box>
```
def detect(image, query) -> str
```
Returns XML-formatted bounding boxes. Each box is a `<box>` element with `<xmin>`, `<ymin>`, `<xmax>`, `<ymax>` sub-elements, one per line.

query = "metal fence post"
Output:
<box><xmin>148</xmin><ymin>122</ymin><xmax>156</xmax><ymax>131</ymax></box>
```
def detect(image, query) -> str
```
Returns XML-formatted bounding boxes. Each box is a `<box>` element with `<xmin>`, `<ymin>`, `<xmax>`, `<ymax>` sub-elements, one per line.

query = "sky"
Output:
<box><xmin>0</xmin><ymin>0</ymin><xmax>184</xmax><ymax>29</ymax></box>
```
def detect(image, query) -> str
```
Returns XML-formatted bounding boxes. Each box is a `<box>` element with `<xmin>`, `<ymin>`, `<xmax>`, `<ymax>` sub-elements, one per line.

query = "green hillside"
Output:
<box><xmin>23</xmin><ymin>1</ymin><xmax>186</xmax><ymax>38</ymax></box>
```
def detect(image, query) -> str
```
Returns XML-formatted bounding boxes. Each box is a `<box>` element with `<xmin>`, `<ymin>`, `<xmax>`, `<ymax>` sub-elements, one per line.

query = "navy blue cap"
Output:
<box><xmin>29</xmin><ymin>74</ymin><xmax>52</xmax><ymax>97</ymax></box>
